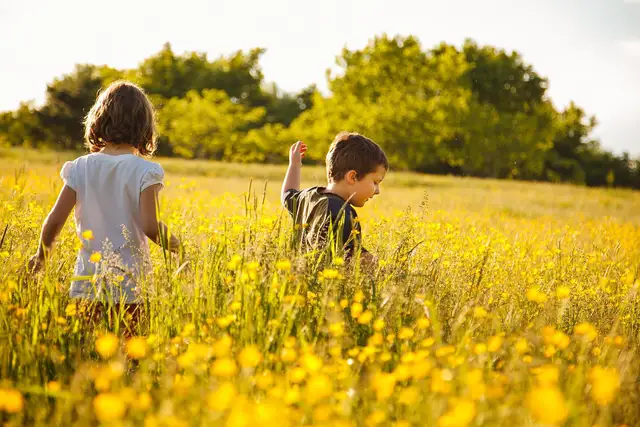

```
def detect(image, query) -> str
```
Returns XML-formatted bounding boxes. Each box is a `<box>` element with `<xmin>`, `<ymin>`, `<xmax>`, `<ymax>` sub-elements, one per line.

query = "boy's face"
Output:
<box><xmin>347</xmin><ymin>165</ymin><xmax>387</xmax><ymax>207</ymax></box>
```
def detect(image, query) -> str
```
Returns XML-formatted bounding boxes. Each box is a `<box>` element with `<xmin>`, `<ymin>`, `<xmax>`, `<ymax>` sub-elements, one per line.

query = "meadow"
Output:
<box><xmin>1</xmin><ymin>148</ymin><xmax>640</xmax><ymax>426</ymax></box>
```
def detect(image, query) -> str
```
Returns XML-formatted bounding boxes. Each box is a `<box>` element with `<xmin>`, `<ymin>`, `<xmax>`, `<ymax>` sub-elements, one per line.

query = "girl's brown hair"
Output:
<box><xmin>84</xmin><ymin>81</ymin><xmax>157</xmax><ymax>156</ymax></box>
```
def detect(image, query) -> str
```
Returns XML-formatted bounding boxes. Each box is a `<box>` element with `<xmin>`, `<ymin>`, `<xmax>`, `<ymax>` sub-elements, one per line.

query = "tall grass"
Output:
<box><xmin>0</xmin><ymin>149</ymin><xmax>639</xmax><ymax>426</ymax></box>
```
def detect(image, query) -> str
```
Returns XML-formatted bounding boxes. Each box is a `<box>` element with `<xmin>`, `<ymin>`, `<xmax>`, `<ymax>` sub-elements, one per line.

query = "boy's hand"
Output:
<box><xmin>289</xmin><ymin>141</ymin><xmax>307</xmax><ymax>165</ymax></box>
<box><xmin>360</xmin><ymin>251</ymin><xmax>378</xmax><ymax>270</ymax></box>
<box><xmin>28</xmin><ymin>253</ymin><xmax>44</xmax><ymax>274</ymax></box>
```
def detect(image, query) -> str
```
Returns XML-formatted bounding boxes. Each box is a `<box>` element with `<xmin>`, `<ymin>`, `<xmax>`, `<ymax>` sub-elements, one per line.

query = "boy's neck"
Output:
<box><xmin>325</xmin><ymin>181</ymin><xmax>354</xmax><ymax>203</ymax></box>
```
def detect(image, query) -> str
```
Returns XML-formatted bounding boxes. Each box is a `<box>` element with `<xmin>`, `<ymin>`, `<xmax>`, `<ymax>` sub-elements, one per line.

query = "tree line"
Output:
<box><xmin>1</xmin><ymin>35</ymin><xmax>638</xmax><ymax>188</ymax></box>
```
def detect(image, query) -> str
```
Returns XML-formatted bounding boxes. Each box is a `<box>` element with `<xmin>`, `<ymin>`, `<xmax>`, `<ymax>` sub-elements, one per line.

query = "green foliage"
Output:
<box><xmin>37</xmin><ymin>64</ymin><xmax>123</xmax><ymax>150</ymax></box>
<box><xmin>157</xmin><ymin>89</ymin><xmax>265</xmax><ymax>160</ymax></box>
<box><xmin>459</xmin><ymin>39</ymin><xmax>548</xmax><ymax>114</ymax></box>
<box><xmin>134</xmin><ymin>43</ymin><xmax>267</xmax><ymax>106</ymax></box>
<box><xmin>262</xmin><ymin>83</ymin><xmax>317</xmax><ymax>126</ymax></box>
<box><xmin>0</xmin><ymin>102</ymin><xmax>46</xmax><ymax>148</ymax></box>
<box><xmin>291</xmin><ymin>35</ymin><xmax>557</xmax><ymax>180</ymax></box>
<box><xmin>292</xmin><ymin>36</ymin><xmax>472</xmax><ymax>172</ymax></box>
<box><xmin>0</xmin><ymin>36</ymin><xmax>637</xmax><ymax>188</ymax></box>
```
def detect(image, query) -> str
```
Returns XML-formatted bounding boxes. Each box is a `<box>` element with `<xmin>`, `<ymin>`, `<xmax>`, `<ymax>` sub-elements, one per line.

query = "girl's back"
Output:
<box><xmin>62</xmin><ymin>152</ymin><xmax>164</xmax><ymax>301</ymax></box>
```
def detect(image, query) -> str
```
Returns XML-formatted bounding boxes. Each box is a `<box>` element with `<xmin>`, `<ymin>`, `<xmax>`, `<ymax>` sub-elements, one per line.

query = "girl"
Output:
<box><xmin>29</xmin><ymin>80</ymin><xmax>181</xmax><ymax>334</ymax></box>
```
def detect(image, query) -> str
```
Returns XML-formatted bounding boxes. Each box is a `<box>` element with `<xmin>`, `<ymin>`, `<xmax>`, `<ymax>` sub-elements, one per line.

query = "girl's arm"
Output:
<box><xmin>29</xmin><ymin>185</ymin><xmax>76</xmax><ymax>271</ymax></box>
<box><xmin>140</xmin><ymin>184</ymin><xmax>181</xmax><ymax>253</ymax></box>
<box><xmin>281</xmin><ymin>140</ymin><xmax>307</xmax><ymax>203</ymax></box>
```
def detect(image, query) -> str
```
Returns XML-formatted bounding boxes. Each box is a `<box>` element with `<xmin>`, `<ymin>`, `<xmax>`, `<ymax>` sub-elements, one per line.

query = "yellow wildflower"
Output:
<box><xmin>216</xmin><ymin>315</ymin><xmax>235</xmax><ymax>329</ymax></box>
<box><xmin>290</xmin><ymin>367</ymin><xmax>306</xmax><ymax>384</ymax></box>
<box><xmin>372</xmin><ymin>372</ymin><xmax>396</xmax><ymax>401</ymax></box>
<box><xmin>300</xmin><ymin>353</ymin><xmax>323</xmax><ymax>372</ymax></box>
<box><xmin>555</xmin><ymin>286</ymin><xmax>570</xmax><ymax>299</ymax></box>
<box><xmin>95</xmin><ymin>333</ymin><xmax>119</xmax><ymax>359</ymax></box>
<box><xmin>47</xmin><ymin>381</ymin><xmax>61</xmax><ymax>393</ymax></box>
<box><xmin>526</xmin><ymin>287</ymin><xmax>547</xmax><ymax>303</ymax></box>
<box><xmin>473</xmin><ymin>307</ymin><xmax>487</xmax><ymax>318</ymax></box>
<box><xmin>322</xmin><ymin>268</ymin><xmax>340</xmax><ymax>279</ymax></box>
<box><xmin>550</xmin><ymin>331</ymin><xmax>570</xmax><ymax>349</ymax></box>
<box><xmin>0</xmin><ymin>388</ymin><xmax>24</xmax><ymax>413</ymax></box>
<box><xmin>574</xmin><ymin>322</ymin><xmax>598</xmax><ymax>341</ymax></box>
<box><xmin>589</xmin><ymin>366</ymin><xmax>620</xmax><ymax>406</ymax></box>
<box><xmin>276</xmin><ymin>260</ymin><xmax>292</xmax><ymax>271</ymax></box>
<box><xmin>238</xmin><ymin>345</ymin><xmax>262</xmax><ymax>369</ymax></box>
<box><xmin>306</xmin><ymin>374</ymin><xmax>333</xmax><ymax>404</ymax></box>
<box><xmin>398</xmin><ymin>386</ymin><xmax>420</xmax><ymax>405</ymax></box>
<box><xmin>329</xmin><ymin>322</ymin><xmax>345</xmax><ymax>337</ymax></box>
<box><xmin>210</xmin><ymin>358</ymin><xmax>238</xmax><ymax>377</ymax></box>
<box><xmin>515</xmin><ymin>338</ymin><xmax>529</xmax><ymax>354</ymax></box>
<box><xmin>418</xmin><ymin>317</ymin><xmax>431</xmax><ymax>329</ymax></box>
<box><xmin>473</xmin><ymin>343</ymin><xmax>487</xmax><ymax>355</ymax></box>
<box><xmin>93</xmin><ymin>393</ymin><xmax>126</xmax><ymax>422</ymax></box>
<box><xmin>280</xmin><ymin>347</ymin><xmax>297</xmax><ymax>363</ymax></box>
<box><xmin>398</xmin><ymin>327</ymin><xmax>415</xmax><ymax>340</ymax></box>
<box><xmin>136</xmin><ymin>392</ymin><xmax>152</xmax><ymax>411</ymax></box>
<box><xmin>532</xmin><ymin>364</ymin><xmax>559</xmax><ymax>386</ymax></box>
<box><xmin>366</xmin><ymin>409</ymin><xmax>387</xmax><ymax>425</ymax></box>
<box><xmin>358</xmin><ymin>310</ymin><xmax>373</xmax><ymax>325</ymax></box>
<box><xmin>437</xmin><ymin>399</ymin><xmax>476</xmax><ymax>427</ymax></box>
<box><xmin>526</xmin><ymin>385</ymin><xmax>568</xmax><ymax>425</ymax></box>
<box><xmin>213</xmin><ymin>335</ymin><xmax>233</xmax><ymax>357</ymax></box>
<box><xmin>255</xmin><ymin>370</ymin><xmax>274</xmax><ymax>390</ymax></box>
<box><xmin>125</xmin><ymin>336</ymin><xmax>149</xmax><ymax>360</ymax></box>
<box><xmin>487</xmin><ymin>335</ymin><xmax>504</xmax><ymax>352</ymax></box>
<box><xmin>65</xmin><ymin>303</ymin><xmax>77</xmax><ymax>317</ymax></box>
<box><xmin>351</xmin><ymin>302</ymin><xmax>363</xmax><ymax>318</ymax></box>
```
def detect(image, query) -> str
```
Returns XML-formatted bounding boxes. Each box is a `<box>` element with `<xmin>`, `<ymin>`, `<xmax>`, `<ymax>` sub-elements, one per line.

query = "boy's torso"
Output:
<box><xmin>283</xmin><ymin>186</ymin><xmax>362</xmax><ymax>253</ymax></box>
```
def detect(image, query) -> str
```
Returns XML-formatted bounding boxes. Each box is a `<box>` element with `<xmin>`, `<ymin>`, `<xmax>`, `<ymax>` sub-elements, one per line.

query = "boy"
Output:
<box><xmin>281</xmin><ymin>131</ymin><xmax>388</xmax><ymax>261</ymax></box>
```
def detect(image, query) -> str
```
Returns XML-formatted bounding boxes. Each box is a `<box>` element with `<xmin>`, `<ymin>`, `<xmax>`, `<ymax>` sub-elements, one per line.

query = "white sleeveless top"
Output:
<box><xmin>60</xmin><ymin>153</ymin><xmax>164</xmax><ymax>303</ymax></box>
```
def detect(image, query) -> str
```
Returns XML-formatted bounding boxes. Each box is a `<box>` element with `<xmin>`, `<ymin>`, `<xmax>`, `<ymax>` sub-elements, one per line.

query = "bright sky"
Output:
<box><xmin>1</xmin><ymin>0</ymin><xmax>639</xmax><ymax>154</ymax></box>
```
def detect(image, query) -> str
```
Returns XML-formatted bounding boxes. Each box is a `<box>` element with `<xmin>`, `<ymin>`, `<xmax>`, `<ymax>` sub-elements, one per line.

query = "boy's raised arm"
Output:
<box><xmin>281</xmin><ymin>140</ymin><xmax>307</xmax><ymax>205</ymax></box>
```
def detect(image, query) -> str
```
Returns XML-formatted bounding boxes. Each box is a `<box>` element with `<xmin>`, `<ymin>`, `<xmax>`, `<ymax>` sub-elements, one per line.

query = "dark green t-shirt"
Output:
<box><xmin>282</xmin><ymin>187</ymin><xmax>366</xmax><ymax>256</ymax></box>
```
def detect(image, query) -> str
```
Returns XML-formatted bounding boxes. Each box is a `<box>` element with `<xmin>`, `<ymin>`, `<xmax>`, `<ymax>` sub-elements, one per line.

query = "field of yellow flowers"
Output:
<box><xmin>1</xmin><ymin>148</ymin><xmax>640</xmax><ymax>426</ymax></box>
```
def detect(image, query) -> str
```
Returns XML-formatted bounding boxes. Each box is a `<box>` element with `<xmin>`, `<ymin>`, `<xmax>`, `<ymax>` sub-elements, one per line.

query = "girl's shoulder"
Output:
<box><xmin>62</xmin><ymin>153</ymin><xmax>163</xmax><ymax>177</ymax></box>
<box><xmin>134</xmin><ymin>156</ymin><xmax>163</xmax><ymax>168</ymax></box>
<box><xmin>137</xmin><ymin>158</ymin><xmax>165</xmax><ymax>191</ymax></box>
<box><xmin>133</xmin><ymin>156</ymin><xmax>164</xmax><ymax>176</ymax></box>
<box><xmin>81</xmin><ymin>153</ymin><xmax>163</xmax><ymax>170</ymax></box>
<box><xmin>60</xmin><ymin>155</ymin><xmax>90</xmax><ymax>186</ymax></box>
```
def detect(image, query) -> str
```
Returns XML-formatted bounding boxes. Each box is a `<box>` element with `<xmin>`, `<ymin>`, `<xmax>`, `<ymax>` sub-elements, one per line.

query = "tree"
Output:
<box><xmin>428</xmin><ymin>40</ymin><xmax>556</xmax><ymax>178</ymax></box>
<box><xmin>0</xmin><ymin>102</ymin><xmax>46</xmax><ymax>147</ymax></box>
<box><xmin>290</xmin><ymin>35</ymin><xmax>472</xmax><ymax>171</ymax></box>
<box><xmin>157</xmin><ymin>89</ymin><xmax>265</xmax><ymax>160</ymax></box>
<box><xmin>291</xmin><ymin>35</ymin><xmax>556</xmax><ymax>179</ymax></box>
<box><xmin>134</xmin><ymin>43</ymin><xmax>269</xmax><ymax>107</ymax></box>
<box><xmin>458</xmin><ymin>39</ymin><xmax>548</xmax><ymax>114</ymax></box>
<box><xmin>37</xmin><ymin>64</ymin><xmax>122</xmax><ymax>149</ymax></box>
<box><xmin>262</xmin><ymin>83</ymin><xmax>317</xmax><ymax>126</ymax></box>
<box><xmin>0</xmin><ymin>35</ymin><xmax>636</xmax><ymax>189</ymax></box>
<box><xmin>544</xmin><ymin>102</ymin><xmax>595</xmax><ymax>183</ymax></box>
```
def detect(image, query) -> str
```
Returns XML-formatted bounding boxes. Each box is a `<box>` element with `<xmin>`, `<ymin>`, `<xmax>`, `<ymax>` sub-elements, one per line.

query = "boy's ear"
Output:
<box><xmin>345</xmin><ymin>170</ymin><xmax>358</xmax><ymax>184</ymax></box>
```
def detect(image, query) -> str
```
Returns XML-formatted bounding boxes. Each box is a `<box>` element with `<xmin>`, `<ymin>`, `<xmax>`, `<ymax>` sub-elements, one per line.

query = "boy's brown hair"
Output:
<box><xmin>326</xmin><ymin>132</ymin><xmax>388</xmax><ymax>182</ymax></box>
<box><xmin>84</xmin><ymin>81</ymin><xmax>157</xmax><ymax>156</ymax></box>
